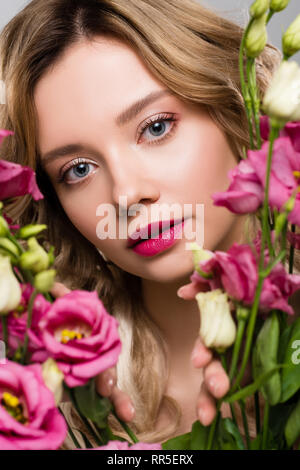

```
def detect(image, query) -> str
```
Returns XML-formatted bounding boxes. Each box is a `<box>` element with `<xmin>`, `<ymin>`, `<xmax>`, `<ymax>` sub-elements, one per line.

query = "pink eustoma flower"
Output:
<box><xmin>0</xmin><ymin>159</ymin><xmax>44</xmax><ymax>202</ymax></box>
<box><xmin>37</xmin><ymin>290</ymin><xmax>122</xmax><ymax>387</ymax></box>
<box><xmin>2</xmin><ymin>213</ymin><xmax>20</xmax><ymax>232</ymax></box>
<box><xmin>248</xmin><ymin>137</ymin><xmax>300</xmax><ymax>226</ymax></box>
<box><xmin>88</xmin><ymin>440</ymin><xmax>162</xmax><ymax>450</ymax></box>
<box><xmin>0</xmin><ymin>360</ymin><xmax>67</xmax><ymax>450</ymax></box>
<box><xmin>260</xmin><ymin>116</ymin><xmax>300</xmax><ymax>152</ymax></box>
<box><xmin>211</xmin><ymin>159</ymin><xmax>263</xmax><ymax>214</ymax></box>
<box><xmin>0</xmin><ymin>129</ymin><xmax>44</xmax><ymax>201</ymax></box>
<box><xmin>190</xmin><ymin>241</ymin><xmax>300</xmax><ymax>315</ymax></box>
<box><xmin>0</xmin><ymin>283</ymin><xmax>51</xmax><ymax>363</ymax></box>
<box><xmin>212</xmin><ymin>119</ymin><xmax>300</xmax><ymax>225</ymax></box>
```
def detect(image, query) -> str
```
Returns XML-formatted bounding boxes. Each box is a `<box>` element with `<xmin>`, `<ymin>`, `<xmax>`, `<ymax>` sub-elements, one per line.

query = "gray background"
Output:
<box><xmin>0</xmin><ymin>0</ymin><xmax>299</xmax><ymax>63</ymax></box>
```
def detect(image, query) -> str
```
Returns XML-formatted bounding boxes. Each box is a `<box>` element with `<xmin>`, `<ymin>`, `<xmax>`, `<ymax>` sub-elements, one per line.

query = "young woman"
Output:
<box><xmin>0</xmin><ymin>0</ymin><xmax>291</xmax><ymax>449</ymax></box>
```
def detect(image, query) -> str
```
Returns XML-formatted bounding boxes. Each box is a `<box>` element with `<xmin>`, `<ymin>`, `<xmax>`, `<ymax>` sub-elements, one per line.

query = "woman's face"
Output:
<box><xmin>34</xmin><ymin>37</ymin><xmax>246</xmax><ymax>283</ymax></box>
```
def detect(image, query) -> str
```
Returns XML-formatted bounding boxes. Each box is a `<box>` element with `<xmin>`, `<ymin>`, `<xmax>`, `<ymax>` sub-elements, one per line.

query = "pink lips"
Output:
<box><xmin>127</xmin><ymin>218</ymin><xmax>185</xmax><ymax>257</ymax></box>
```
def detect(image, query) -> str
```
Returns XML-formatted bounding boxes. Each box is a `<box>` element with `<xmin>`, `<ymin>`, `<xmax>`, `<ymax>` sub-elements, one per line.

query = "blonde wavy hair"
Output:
<box><xmin>0</xmin><ymin>0</ymin><xmax>299</xmax><ymax>449</ymax></box>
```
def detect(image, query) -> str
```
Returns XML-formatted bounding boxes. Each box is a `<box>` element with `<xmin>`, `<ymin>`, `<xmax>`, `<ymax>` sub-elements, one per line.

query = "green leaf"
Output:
<box><xmin>190</xmin><ymin>420</ymin><xmax>210</xmax><ymax>450</ymax></box>
<box><xmin>223</xmin><ymin>419</ymin><xmax>245</xmax><ymax>450</ymax></box>
<box><xmin>161</xmin><ymin>432</ymin><xmax>191</xmax><ymax>450</ymax></box>
<box><xmin>284</xmin><ymin>397</ymin><xmax>300</xmax><ymax>448</ymax></box>
<box><xmin>73</xmin><ymin>379</ymin><xmax>113</xmax><ymax>428</ymax></box>
<box><xmin>225</xmin><ymin>364</ymin><xmax>286</xmax><ymax>403</ymax></box>
<box><xmin>278</xmin><ymin>322</ymin><xmax>294</xmax><ymax>364</ymax></box>
<box><xmin>268</xmin><ymin>400</ymin><xmax>296</xmax><ymax>447</ymax></box>
<box><xmin>216</xmin><ymin>418</ymin><xmax>245</xmax><ymax>450</ymax></box>
<box><xmin>252</xmin><ymin>312</ymin><xmax>281</xmax><ymax>405</ymax></box>
<box><xmin>280</xmin><ymin>317</ymin><xmax>300</xmax><ymax>402</ymax></box>
<box><xmin>249</xmin><ymin>434</ymin><xmax>261</xmax><ymax>450</ymax></box>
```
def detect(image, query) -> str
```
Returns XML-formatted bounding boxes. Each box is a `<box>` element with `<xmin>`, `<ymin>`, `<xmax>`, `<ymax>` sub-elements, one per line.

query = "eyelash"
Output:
<box><xmin>57</xmin><ymin>113</ymin><xmax>178</xmax><ymax>184</ymax></box>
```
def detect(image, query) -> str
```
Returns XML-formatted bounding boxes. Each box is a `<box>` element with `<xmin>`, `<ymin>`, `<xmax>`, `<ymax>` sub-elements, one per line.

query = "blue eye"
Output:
<box><xmin>57</xmin><ymin>113</ymin><xmax>178</xmax><ymax>185</ymax></box>
<box><xmin>58</xmin><ymin>159</ymin><xmax>97</xmax><ymax>184</ymax></box>
<box><xmin>138</xmin><ymin>113</ymin><xmax>178</xmax><ymax>145</ymax></box>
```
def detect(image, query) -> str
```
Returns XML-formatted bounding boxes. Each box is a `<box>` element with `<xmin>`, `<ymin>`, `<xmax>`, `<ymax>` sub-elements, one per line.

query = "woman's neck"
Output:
<box><xmin>141</xmin><ymin>275</ymin><xmax>200</xmax><ymax>369</ymax></box>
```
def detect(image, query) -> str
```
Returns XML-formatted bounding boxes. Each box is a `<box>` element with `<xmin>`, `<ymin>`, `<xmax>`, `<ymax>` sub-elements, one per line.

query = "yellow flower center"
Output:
<box><xmin>1</xmin><ymin>392</ymin><xmax>28</xmax><ymax>424</ymax></box>
<box><xmin>293</xmin><ymin>170</ymin><xmax>300</xmax><ymax>181</ymax></box>
<box><xmin>61</xmin><ymin>329</ymin><xmax>84</xmax><ymax>344</ymax></box>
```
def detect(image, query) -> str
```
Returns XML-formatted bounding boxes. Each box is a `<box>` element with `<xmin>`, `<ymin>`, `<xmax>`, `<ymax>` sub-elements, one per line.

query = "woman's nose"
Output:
<box><xmin>107</xmin><ymin>148</ymin><xmax>160</xmax><ymax>210</ymax></box>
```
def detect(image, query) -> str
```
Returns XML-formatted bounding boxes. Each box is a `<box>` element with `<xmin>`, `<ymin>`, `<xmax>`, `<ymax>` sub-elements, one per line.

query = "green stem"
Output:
<box><xmin>230</xmin><ymin>274</ymin><xmax>264</xmax><ymax>394</ymax></box>
<box><xmin>254</xmin><ymin>391</ymin><xmax>261</xmax><ymax>436</ymax></box>
<box><xmin>259</xmin><ymin>126</ymin><xmax>280</xmax><ymax>270</ymax></box>
<box><xmin>261</xmin><ymin>249</ymin><xmax>286</xmax><ymax>278</ymax></box>
<box><xmin>239</xmin><ymin>18</ymin><xmax>255</xmax><ymax>150</ymax></box>
<box><xmin>1</xmin><ymin>316</ymin><xmax>8</xmax><ymax>352</ymax></box>
<box><xmin>238</xmin><ymin>399</ymin><xmax>251</xmax><ymax>449</ymax></box>
<box><xmin>289</xmin><ymin>224</ymin><xmax>295</xmax><ymax>274</ymax></box>
<box><xmin>247</xmin><ymin>57</ymin><xmax>262</xmax><ymax>149</ymax></box>
<box><xmin>261</xmin><ymin>401</ymin><xmax>270</xmax><ymax>449</ymax></box>
<box><xmin>206</xmin><ymin>400</ymin><xmax>222</xmax><ymax>451</ymax></box>
<box><xmin>59</xmin><ymin>408</ymin><xmax>82</xmax><ymax>449</ymax></box>
<box><xmin>66</xmin><ymin>386</ymin><xmax>104</xmax><ymax>447</ymax></box>
<box><xmin>111</xmin><ymin>409</ymin><xmax>139</xmax><ymax>444</ymax></box>
<box><xmin>20</xmin><ymin>288</ymin><xmax>38</xmax><ymax>364</ymax></box>
<box><xmin>206</xmin><ymin>353</ymin><xmax>228</xmax><ymax>450</ymax></box>
<box><xmin>280</xmin><ymin>220</ymin><xmax>288</xmax><ymax>253</ymax></box>
<box><xmin>229</xmin><ymin>317</ymin><xmax>247</xmax><ymax>382</ymax></box>
<box><xmin>220</xmin><ymin>354</ymin><xmax>237</xmax><ymax>426</ymax></box>
<box><xmin>265</xmin><ymin>214</ymin><xmax>275</xmax><ymax>257</ymax></box>
<box><xmin>266</xmin><ymin>10</ymin><xmax>274</xmax><ymax>24</ymax></box>
<box><xmin>6</xmin><ymin>233</ymin><xmax>25</xmax><ymax>253</ymax></box>
<box><xmin>227</xmin><ymin>128</ymin><xmax>280</xmax><ymax>395</ymax></box>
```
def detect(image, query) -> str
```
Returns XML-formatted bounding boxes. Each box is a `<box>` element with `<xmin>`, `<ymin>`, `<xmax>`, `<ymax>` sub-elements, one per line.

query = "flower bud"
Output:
<box><xmin>47</xmin><ymin>245</ymin><xmax>55</xmax><ymax>266</ymax></box>
<box><xmin>282</xmin><ymin>15</ymin><xmax>300</xmax><ymax>59</ymax></box>
<box><xmin>187</xmin><ymin>242</ymin><xmax>214</xmax><ymax>278</ymax></box>
<box><xmin>34</xmin><ymin>269</ymin><xmax>56</xmax><ymax>293</ymax></box>
<box><xmin>236</xmin><ymin>305</ymin><xmax>250</xmax><ymax>320</ymax></box>
<box><xmin>262</xmin><ymin>61</ymin><xmax>300</xmax><ymax>126</ymax></box>
<box><xmin>16</xmin><ymin>224</ymin><xmax>47</xmax><ymax>240</ymax></box>
<box><xmin>250</xmin><ymin>0</ymin><xmax>270</xmax><ymax>18</ymax></box>
<box><xmin>195</xmin><ymin>289</ymin><xmax>237</xmax><ymax>351</ymax></box>
<box><xmin>0</xmin><ymin>216</ymin><xmax>9</xmax><ymax>237</ymax></box>
<box><xmin>0</xmin><ymin>254</ymin><xmax>22</xmax><ymax>315</ymax></box>
<box><xmin>0</xmin><ymin>201</ymin><xmax>3</xmax><ymax>211</ymax></box>
<box><xmin>0</xmin><ymin>237</ymin><xmax>20</xmax><ymax>261</ymax></box>
<box><xmin>187</xmin><ymin>242</ymin><xmax>213</xmax><ymax>268</ymax></box>
<box><xmin>270</xmin><ymin>0</ymin><xmax>290</xmax><ymax>12</ymax></box>
<box><xmin>275</xmin><ymin>213</ymin><xmax>288</xmax><ymax>236</ymax></box>
<box><xmin>42</xmin><ymin>358</ymin><xmax>64</xmax><ymax>405</ymax></box>
<box><xmin>19</xmin><ymin>237</ymin><xmax>49</xmax><ymax>273</ymax></box>
<box><xmin>245</xmin><ymin>13</ymin><xmax>268</xmax><ymax>58</ymax></box>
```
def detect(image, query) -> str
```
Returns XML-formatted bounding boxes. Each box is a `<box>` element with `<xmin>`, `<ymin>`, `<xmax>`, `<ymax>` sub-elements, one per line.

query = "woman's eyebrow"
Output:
<box><xmin>40</xmin><ymin>88</ymin><xmax>174</xmax><ymax>167</ymax></box>
<box><xmin>115</xmin><ymin>88</ymin><xmax>174</xmax><ymax>126</ymax></box>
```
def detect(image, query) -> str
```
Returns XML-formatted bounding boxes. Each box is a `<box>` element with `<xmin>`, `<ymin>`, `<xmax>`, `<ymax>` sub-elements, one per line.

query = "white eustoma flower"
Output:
<box><xmin>262</xmin><ymin>61</ymin><xmax>300</xmax><ymax>124</ymax></box>
<box><xmin>42</xmin><ymin>358</ymin><xmax>64</xmax><ymax>405</ymax></box>
<box><xmin>196</xmin><ymin>289</ymin><xmax>237</xmax><ymax>352</ymax></box>
<box><xmin>0</xmin><ymin>254</ymin><xmax>22</xmax><ymax>315</ymax></box>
